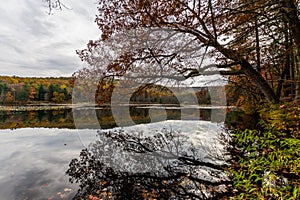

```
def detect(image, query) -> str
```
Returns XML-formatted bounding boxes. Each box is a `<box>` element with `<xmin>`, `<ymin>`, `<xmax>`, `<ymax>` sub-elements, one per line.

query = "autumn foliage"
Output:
<box><xmin>0</xmin><ymin>76</ymin><xmax>72</xmax><ymax>104</ymax></box>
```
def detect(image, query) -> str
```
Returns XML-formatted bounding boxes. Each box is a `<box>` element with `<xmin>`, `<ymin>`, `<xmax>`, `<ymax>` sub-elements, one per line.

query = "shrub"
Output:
<box><xmin>228</xmin><ymin>103</ymin><xmax>300</xmax><ymax>199</ymax></box>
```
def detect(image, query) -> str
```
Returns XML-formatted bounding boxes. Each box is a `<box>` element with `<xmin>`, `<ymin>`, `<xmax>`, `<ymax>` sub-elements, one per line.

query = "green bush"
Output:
<box><xmin>228</xmin><ymin>104</ymin><xmax>300</xmax><ymax>199</ymax></box>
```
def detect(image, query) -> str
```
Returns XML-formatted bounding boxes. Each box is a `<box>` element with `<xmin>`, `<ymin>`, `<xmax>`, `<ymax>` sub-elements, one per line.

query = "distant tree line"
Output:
<box><xmin>0</xmin><ymin>78</ymin><xmax>72</xmax><ymax>104</ymax></box>
<box><xmin>94</xmin><ymin>82</ymin><xmax>216</xmax><ymax>106</ymax></box>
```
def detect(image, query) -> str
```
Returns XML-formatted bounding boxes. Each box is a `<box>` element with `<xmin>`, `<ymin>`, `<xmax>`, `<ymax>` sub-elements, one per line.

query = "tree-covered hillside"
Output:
<box><xmin>0</xmin><ymin>76</ymin><xmax>72</xmax><ymax>104</ymax></box>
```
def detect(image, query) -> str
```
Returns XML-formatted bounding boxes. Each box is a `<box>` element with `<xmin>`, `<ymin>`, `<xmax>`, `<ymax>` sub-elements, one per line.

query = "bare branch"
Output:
<box><xmin>43</xmin><ymin>0</ymin><xmax>69</xmax><ymax>14</ymax></box>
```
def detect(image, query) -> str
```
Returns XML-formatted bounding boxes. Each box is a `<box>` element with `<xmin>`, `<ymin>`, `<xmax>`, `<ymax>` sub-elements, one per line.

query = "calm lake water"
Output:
<box><xmin>0</xmin><ymin>106</ymin><xmax>230</xmax><ymax>199</ymax></box>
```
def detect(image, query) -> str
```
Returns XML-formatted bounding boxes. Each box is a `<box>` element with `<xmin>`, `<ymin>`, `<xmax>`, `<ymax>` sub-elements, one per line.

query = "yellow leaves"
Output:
<box><xmin>102</xmin><ymin>83</ymin><xmax>111</xmax><ymax>90</ymax></box>
<box><xmin>52</xmin><ymin>91</ymin><xmax>65</xmax><ymax>103</ymax></box>
<box><xmin>59</xmin><ymin>117</ymin><xmax>66</xmax><ymax>123</ymax></box>
<box><xmin>89</xmin><ymin>188</ymin><xmax>112</xmax><ymax>200</ymax></box>
<box><xmin>5</xmin><ymin>91</ymin><xmax>14</xmax><ymax>102</ymax></box>
<box><xmin>141</xmin><ymin>189</ymin><xmax>159</xmax><ymax>199</ymax></box>
<box><xmin>100</xmin><ymin>181</ymin><xmax>107</xmax><ymax>185</ymax></box>
<box><xmin>60</xmin><ymin>84</ymin><xmax>67</xmax><ymax>89</ymax></box>
<box><xmin>29</xmin><ymin>87</ymin><xmax>36</xmax><ymax>100</ymax></box>
<box><xmin>6</xmin><ymin>76</ymin><xmax>19</xmax><ymax>84</ymax></box>
<box><xmin>259</xmin><ymin>103</ymin><xmax>300</xmax><ymax>137</ymax></box>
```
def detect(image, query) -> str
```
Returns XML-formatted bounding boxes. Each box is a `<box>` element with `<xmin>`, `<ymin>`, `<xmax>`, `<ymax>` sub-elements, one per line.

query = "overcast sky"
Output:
<box><xmin>0</xmin><ymin>0</ymin><xmax>100</xmax><ymax>77</ymax></box>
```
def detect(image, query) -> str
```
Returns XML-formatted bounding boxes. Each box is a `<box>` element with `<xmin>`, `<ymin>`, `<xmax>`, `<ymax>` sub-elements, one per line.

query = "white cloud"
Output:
<box><xmin>0</xmin><ymin>0</ymin><xmax>100</xmax><ymax>77</ymax></box>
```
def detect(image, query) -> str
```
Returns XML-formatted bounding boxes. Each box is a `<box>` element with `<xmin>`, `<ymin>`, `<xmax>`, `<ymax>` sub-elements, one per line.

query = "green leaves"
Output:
<box><xmin>229</xmin><ymin>123</ymin><xmax>300</xmax><ymax>199</ymax></box>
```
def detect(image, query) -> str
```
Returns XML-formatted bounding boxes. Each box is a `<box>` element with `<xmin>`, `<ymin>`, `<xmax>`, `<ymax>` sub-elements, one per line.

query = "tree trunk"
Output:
<box><xmin>295</xmin><ymin>48</ymin><xmax>300</xmax><ymax>100</ymax></box>
<box><xmin>240</xmin><ymin>60</ymin><xmax>279</xmax><ymax>103</ymax></box>
<box><xmin>215</xmin><ymin>44</ymin><xmax>279</xmax><ymax>104</ymax></box>
<box><xmin>255</xmin><ymin>17</ymin><xmax>261</xmax><ymax>72</ymax></box>
<box><xmin>282</xmin><ymin>0</ymin><xmax>300</xmax><ymax>58</ymax></box>
<box><xmin>281</xmin><ymin>0</ymin><xmax>300</xmax><ymax>101</ymax></box>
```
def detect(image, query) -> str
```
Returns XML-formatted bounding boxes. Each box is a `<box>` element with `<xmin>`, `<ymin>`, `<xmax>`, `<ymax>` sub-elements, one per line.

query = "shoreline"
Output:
<box><xmin>0</xmin><ymin>103</ymin><xmax>236</xmax><ymax>111</ymax></box>
<box><xmin>0</xmin><ymin>104</ymin><xmax>74</xmax><ymax>111</ymax></box>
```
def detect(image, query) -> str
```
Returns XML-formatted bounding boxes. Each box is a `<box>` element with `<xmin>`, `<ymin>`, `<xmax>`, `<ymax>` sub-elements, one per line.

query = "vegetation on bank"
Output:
<box><xmin>227</xmin><ymin>103</ymin><xmax>300</xmax><ymax>200</ymax></box>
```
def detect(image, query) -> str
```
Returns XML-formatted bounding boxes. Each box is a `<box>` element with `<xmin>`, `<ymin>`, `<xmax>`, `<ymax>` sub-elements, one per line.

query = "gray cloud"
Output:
<box><xmin>0</xmin><ymin>0</ymin><xmax>100</xmax><ymax>77</ymax></box>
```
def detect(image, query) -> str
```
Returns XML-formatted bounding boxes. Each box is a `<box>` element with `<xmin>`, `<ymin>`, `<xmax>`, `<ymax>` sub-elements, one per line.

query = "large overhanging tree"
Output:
<box><xmin>74</xmin><ymin>0</ymin><xmax>300</xmax><ymax>104</ymax></box>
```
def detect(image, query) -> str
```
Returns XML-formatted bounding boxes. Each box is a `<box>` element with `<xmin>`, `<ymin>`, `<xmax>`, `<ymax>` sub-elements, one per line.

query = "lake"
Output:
<box><xmin>0</xmin><ymin>106</ymin><xmax>232</xmax><ymax>199</ymax></box>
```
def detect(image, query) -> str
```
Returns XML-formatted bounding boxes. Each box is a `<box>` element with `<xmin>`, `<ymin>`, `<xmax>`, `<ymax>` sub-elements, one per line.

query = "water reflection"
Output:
<box><xmin>0</xmin><ymin>107</ymin><xmax>215</xmax><ymax>129</ymax></box>
<box><xmin>67</xmin><ymin>120</ymin><xmax>231</xmax><ymax>199</ymax></box>
<box><xmin>0</xmin><ymin>109</ymin><xmax>74</xmax><ymax>129</ymax></box>
<box><xmin>0</xmin><ymin>107</ymin><xmax>236</xmax><ymax>199</ymax></box>
<box><xmin>0</xmin><ymin>128</ymin><xmax>94</xmax><ymax>199</ymax></box>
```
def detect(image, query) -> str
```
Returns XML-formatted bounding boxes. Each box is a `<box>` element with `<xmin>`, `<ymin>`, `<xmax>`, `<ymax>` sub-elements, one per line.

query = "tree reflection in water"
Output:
<box><xmin>66</xmin><ymin>128</ymin><xmax>231</xmax><ymax>199</ymax></box>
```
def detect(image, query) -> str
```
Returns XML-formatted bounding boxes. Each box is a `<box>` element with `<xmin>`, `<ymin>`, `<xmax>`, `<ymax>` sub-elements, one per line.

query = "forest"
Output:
<box><xmin>0</xmin><ymin>76</ymin><xmax>72</xmax><ymax>104</ymax></box>
<box><xmin>0</xmin><ymin>75</ymin><xmax>217</xmax><ymax>106</ymax></box>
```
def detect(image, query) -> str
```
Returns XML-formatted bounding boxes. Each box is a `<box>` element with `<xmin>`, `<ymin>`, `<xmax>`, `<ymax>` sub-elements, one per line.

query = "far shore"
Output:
<box><xmin>0</xmin><ymin>103</ymin><xmax>233</xmax><ymax>111</ymax></box>
<box><xmin>0</xmin><ymin>104</ymin><xmax>74</xmax><ymax>111</ymax></box>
